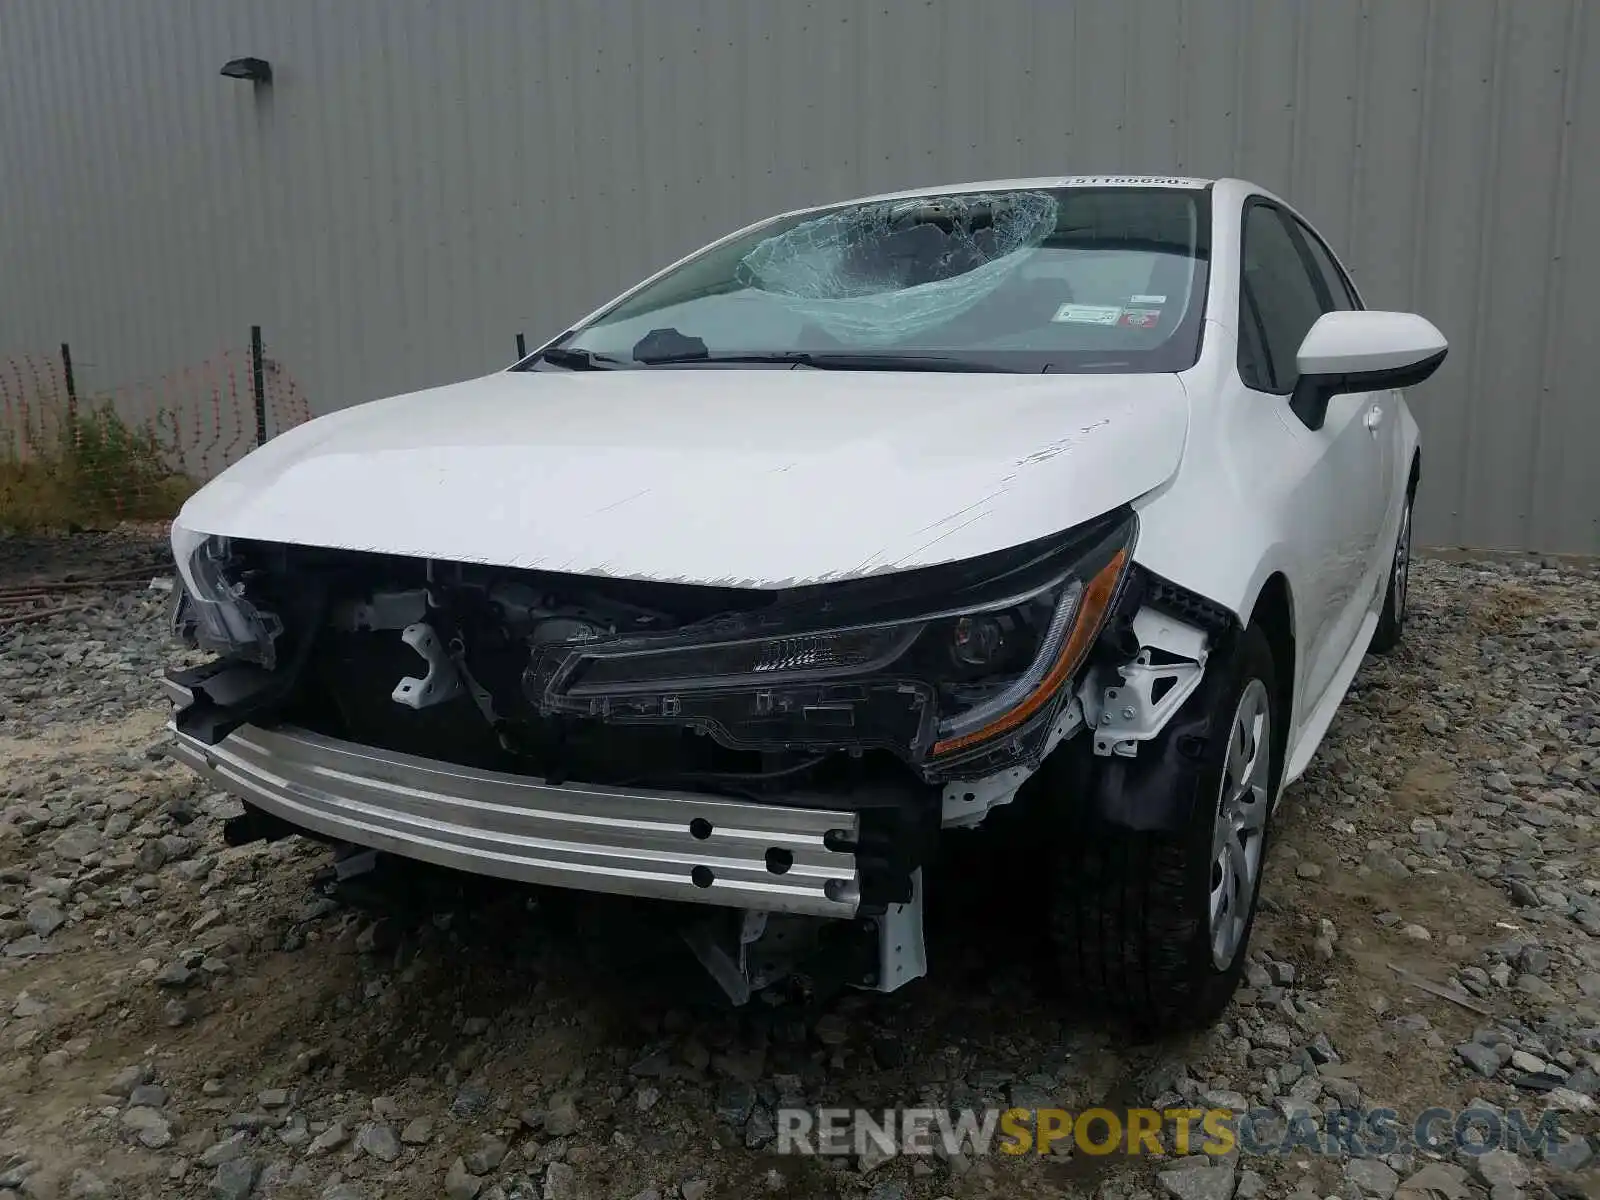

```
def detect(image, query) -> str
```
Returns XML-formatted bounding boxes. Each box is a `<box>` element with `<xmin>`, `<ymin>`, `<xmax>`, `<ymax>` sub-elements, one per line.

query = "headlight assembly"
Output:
<box><xmin>524</xmin><ymin>512</ymin><xmax>1136</xmax><ymax>774</ymax></box>
<box><xmin>169</xmin><ymin>523</ymin><xmax>283</xmax><ymax>668</ymax></box>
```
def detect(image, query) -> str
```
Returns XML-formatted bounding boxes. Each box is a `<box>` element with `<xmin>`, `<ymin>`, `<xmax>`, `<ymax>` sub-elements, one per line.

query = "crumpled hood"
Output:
<box><xmin>178</xmin><ymin>368</ymin><xmax>1189</xmax><ymax>587</ymax></box>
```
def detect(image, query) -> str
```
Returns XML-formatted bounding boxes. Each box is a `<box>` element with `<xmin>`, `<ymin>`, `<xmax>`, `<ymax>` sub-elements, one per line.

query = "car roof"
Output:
<box><xmin>836</xmin><ymin>175</ymin><xmax>1218</xmax><ymax>207</ymax></box>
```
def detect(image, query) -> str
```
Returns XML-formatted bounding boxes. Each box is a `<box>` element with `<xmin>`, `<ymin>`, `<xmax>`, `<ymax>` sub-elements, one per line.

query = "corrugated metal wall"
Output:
<box><xmin>2</xmin><ymin>0</ymin><xmax>1595</xmax><ymax>552</ymax></box>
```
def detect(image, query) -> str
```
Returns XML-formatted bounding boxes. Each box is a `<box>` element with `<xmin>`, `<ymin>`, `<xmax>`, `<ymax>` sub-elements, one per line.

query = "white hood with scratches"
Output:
<box><xmin>178</xmin><ymin>369</ymin><xmax>1189</xmax><ymax>588</ymax></box>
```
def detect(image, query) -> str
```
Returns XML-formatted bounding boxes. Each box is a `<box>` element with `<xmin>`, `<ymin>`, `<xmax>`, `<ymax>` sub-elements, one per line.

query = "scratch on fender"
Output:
<box><xmin>590</xmin><ymin>488</ymin><xmax>653</xmax><ymax>515</ymax></box>
<box><xmin>889</xmin><ymin>505</ymin><xmax>998</xmax><ymax>568</ymax></box>
<box><xmin>1014</xmin><ymin>418</ymin><xmax>1113</xmax><ymax>468</ymax></box>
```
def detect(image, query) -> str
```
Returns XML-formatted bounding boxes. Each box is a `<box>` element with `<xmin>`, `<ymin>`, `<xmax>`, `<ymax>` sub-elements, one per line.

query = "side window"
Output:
<box><xmin>1238</xmin><ymin>203</ymin><xmax>1329</xmax><ymax>393</ymax></box>
<box><xmin>1294</xmin><ymin>221</ymin><xmax>1361</xmax><ymax>310</ymax></box>
<box><xmin>1238</xmin><ymin>283</ymin><xmax>1273</xmax><ymax>389</ymax></box>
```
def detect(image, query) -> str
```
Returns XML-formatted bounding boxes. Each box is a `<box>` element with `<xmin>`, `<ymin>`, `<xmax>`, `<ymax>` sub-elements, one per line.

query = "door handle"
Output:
<box><xmin>1363</xmin><ymin>404</ymin><xmax>1384</xmax><ymax>433</ymax></box>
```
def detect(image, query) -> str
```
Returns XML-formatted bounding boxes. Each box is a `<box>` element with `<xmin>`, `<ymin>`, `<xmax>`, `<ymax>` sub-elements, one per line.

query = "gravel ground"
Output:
<box><xmin>0</xmin><ymin>535</ymin><xmax>1596</xmax><ymax>1200</ymax></box>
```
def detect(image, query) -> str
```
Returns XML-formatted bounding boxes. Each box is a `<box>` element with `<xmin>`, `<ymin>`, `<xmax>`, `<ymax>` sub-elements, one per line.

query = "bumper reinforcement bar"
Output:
<box><xmin>168</xmin><ymin>721</ymin><xmax>864</xmax><ymax>918</ymax></box>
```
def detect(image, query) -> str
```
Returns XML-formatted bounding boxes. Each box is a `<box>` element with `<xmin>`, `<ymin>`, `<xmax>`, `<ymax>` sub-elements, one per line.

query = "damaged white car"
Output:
<box><xmin>164</xmin><ymin>176</ymin><xmax>1446</xmax><ymax>1027</ymax></box>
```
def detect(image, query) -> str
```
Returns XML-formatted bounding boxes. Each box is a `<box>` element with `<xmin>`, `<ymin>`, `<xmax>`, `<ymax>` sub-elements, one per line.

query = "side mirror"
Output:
<box><xmin>1290</xmin><ymin>311</ymin><xmax>1448</xmax><ymax>431</ymax></box>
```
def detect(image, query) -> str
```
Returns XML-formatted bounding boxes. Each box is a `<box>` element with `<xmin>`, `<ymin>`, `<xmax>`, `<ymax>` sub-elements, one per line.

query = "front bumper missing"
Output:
<box><xmin>165</xmin><ymin>714</ymin><xmax>864</xmax><ymax>919</ymax></box>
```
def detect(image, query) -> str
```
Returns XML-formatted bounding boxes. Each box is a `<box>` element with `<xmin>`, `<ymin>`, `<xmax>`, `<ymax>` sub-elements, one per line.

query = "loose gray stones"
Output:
<box><xmin>1344</xmin><ymin>1158</ymin><xmax>1400</xmax><ymax>1199</ymax></box>
<box><xmin>543</xmin><ymin>1162</ymin><xmax>576</xmax><ymax>1200</ymax></box>
<box><xmin>356</xmin><ymin>1122</ymin><xmax>401</xmax><ymax>1163</ymax></box>
<box><xmin>542</xmin><ymin>1095</ymin><xmax>579</xmax><ymax>1137</ymax></box>
<box><xmin>24</xmin><ymin>902</ymin><xmax>65</xmax><ymax>937</ymax></box>
<box><xmin>1158</xmin><ymin>1161</ymin><xmax>1236</xmax><ymax>1200</ymax></box>
<box><xmin>119</xmin><ymin>1106</ymin><xmax>172</xmax><ymax>1148</ymax></box>
<box><xmin>1472</xmin><ymin>1149</ymin><xmax>1531</xmax><ymax>1192</ymax></box>
<box><xmin>52</xmin><ymin>826</ymin><xmax>101</xmax><ymax>862</ymax></box>
<box><xmin>212</xmin><ymin>1157</ymin><xmax>259</xmax><ymax>1200</ymax></box>
<box><xmin>444</xmin><ymin>1158</ymin><xmax>484</xmax><ymax>1200</ymax></box>
<box><xmin>1455</xmin><ymin>1042</ymin><xmax>1502</xmax><ymax>1077</ymax></box>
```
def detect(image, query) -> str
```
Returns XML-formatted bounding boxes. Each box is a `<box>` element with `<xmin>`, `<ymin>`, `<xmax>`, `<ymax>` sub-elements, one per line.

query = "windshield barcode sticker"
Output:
<box><xmin>1051</xmin><ymin>303</ymin><xmax>1124</xmax><ymax>326</ymax></box>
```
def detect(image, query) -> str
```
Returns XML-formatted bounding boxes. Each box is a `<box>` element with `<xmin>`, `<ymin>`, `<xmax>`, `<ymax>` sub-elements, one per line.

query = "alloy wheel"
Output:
<box><xmin>1209</xmin><ymin>678</ymin><xmax>1271</xmax><ymax>969</ymax></box>
<box><xmin>1392</xmin><ymin>501</ymin><xmax>1412</xmax><ymax>622</ymax></box>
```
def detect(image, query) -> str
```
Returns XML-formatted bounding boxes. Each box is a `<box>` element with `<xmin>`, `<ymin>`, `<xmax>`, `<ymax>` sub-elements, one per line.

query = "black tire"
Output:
<box><xmin>1048</xmin><ymin>623</ymin><xmax>1282</xmax><ymax>1031</ymax></box>
<box><xmin>1368</xmin><ymin>489</ymin><xmax>1413</xmax><ymax>655</ymax></box>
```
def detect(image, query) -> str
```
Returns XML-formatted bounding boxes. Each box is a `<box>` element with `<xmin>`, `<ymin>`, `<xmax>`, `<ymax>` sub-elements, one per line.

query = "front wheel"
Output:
<box><xmin>1049</xmin><ymin>623</ymin><xmax>1281</xmax><ymax>1030</ymax></box>
<box><xmin>1368</xmin><ymin>491</ymin><xmax>1413</xmax><ymax>654</ymax></box>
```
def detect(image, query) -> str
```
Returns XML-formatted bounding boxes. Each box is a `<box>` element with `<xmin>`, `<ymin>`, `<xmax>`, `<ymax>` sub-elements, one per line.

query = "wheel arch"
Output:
<box><xmin>1244</xmin><ymin>571</ymin><xmax>1296</xmax><ymax>772</ymax></box>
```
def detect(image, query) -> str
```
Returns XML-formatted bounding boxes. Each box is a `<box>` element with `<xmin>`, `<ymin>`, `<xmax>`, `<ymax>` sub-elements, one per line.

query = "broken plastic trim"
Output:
<box><xmin>171</xmin><ymin>531</ymin><xmax>284</xmax><ymax>669</ymax></box>
<box><xmin>165</xmin><ymin>577</ymin><xmax>326</xmax><ymax>746</ymax></box>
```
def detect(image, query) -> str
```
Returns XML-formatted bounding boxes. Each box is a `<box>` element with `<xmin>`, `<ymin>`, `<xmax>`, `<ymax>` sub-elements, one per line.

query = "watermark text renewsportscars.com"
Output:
<box><xmin>774</xmin><ymin>1106</ymin><xmax>1577</xmax><ymax>1161</ymax></box>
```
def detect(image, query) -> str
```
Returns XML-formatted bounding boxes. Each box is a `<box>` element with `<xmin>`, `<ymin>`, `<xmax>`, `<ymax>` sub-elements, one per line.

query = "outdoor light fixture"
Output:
<box><xmin>220</xmin><ymin>57</ymin><xmax>272</xmax><ymax>84</ymax></box>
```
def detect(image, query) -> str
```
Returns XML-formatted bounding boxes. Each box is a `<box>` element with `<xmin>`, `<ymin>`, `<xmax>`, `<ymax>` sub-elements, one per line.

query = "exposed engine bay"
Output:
<box><xmin>166</xmin><ymin>511</ymin><xmax>1222</xmax><ymax>1003</ymax></box>
<box><xmin>179</xmin><ymin>543</ymin><xmax>953</xmax><ymax>798</ymax></box>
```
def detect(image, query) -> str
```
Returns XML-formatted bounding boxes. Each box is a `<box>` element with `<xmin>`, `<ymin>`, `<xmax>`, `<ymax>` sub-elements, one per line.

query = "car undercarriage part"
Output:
<box><xmin>220</xmin><ymin>804</ymin><xmax>300</xmax><ymax>848</ymax></box>
<box><xmin>680</xmin><ymin>869</ymin><xmax>926</xmax><ymax>1005</ymax></box>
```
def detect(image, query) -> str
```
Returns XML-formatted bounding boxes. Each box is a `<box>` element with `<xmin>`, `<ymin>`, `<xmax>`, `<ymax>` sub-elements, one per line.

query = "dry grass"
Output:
<box><xmin>0</xmin><ymin>401</ymin><xmax>197</xmax><ymax>532</ymax></box>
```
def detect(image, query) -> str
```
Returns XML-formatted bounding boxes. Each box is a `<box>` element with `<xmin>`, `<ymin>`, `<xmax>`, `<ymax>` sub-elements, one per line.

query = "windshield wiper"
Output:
<box><xmin>537</xmin><ymin>346</ymin><xmax>624</xmax><ymax>370</ymax></box>
<box><xmin>636</xmin><ymin>351</ymin><xmax>1005</xmax><ymax>373</ymax></box>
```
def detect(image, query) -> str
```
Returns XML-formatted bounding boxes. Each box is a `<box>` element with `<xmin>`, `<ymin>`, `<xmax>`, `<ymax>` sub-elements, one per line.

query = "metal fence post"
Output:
<box><xmin>60</xmin><ymin>342</ymin><xmax>78</xmax><ymax>433</ymax></box>
<box><xmin>250</xmin><ymin>325</ymin><xmax>267</xmax><ymax>446</ymax></box>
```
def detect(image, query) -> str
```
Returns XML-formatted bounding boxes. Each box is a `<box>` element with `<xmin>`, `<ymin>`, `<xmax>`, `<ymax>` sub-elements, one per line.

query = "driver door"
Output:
<box><xmin>1237</xmin><ymin>201</ymin><xmax>1389</xmax><ymax>712</ymax></box>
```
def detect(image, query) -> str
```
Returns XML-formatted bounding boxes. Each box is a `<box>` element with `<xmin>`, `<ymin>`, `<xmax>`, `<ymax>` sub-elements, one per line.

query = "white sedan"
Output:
<box><xmin>165</xmin><ymin>175</ymin><xmax>1445</xmax><ymax>1026</ymax></box>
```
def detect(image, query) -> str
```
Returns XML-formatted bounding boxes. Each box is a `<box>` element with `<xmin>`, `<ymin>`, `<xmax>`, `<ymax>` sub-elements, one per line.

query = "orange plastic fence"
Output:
<box><xmin>0</xmin><ymin>345</ymin><xmax>314</xmax><ymax>521</ymax></box>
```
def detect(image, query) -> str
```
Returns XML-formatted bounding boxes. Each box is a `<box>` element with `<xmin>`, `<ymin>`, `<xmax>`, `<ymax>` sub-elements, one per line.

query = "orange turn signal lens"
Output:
<box><xmin>931</xmin><ymin>547</ymin><xmax>1127</xmax><ymax>757</ymax></box>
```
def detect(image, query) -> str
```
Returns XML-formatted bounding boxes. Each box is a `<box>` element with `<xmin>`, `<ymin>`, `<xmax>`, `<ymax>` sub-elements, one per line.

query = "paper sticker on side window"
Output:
<box><xmin>1051</xmin><ymin>303</ymin><xmax>1124</xmax><ymax>326</ymax></box>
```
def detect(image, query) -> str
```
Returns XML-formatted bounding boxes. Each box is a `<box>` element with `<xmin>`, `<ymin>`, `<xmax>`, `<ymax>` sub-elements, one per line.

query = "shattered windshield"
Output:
<box><xmin>546</xmin><ymin>186</ymin><xmax>1209</xmax><ymax>373</ymax></box>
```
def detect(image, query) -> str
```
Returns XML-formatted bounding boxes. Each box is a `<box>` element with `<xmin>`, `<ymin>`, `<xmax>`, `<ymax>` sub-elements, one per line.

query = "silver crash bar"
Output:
<box><xmin>165</xmin><ymin>707</ymin><xmax>863</xmax><ymax>920</ymax></box>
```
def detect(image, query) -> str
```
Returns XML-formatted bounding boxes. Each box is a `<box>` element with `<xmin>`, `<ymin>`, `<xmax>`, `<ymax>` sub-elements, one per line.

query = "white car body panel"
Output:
<box><xmin>177</xmin><ymin>369</ymin><xmax>1190</xmax><ymax>589</ymax></box>
<box><xmin>1104</xmin><ymin>179</ymin><xmax>1421</xmax><ymax>782</ymax></box>
<box><xmin>174</xmin><ymin>173</ymin><xmax>1440</xmax><ymax>792</ymax></box>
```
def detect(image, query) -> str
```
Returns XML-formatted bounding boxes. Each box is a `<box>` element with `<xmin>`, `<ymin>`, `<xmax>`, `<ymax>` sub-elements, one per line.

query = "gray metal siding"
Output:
<box><xmin>1</xmin><ymin>0</ymin><xmax>1595</xmax><ymax>552</ymax></box>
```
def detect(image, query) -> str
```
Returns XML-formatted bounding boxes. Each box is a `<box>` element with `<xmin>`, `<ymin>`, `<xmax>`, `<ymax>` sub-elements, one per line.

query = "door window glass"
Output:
<box><xmin>1238</xmin><ymin>203</ymin><xmax>1329</xmax><ymax>392</ymax></box>
<box><xmin>1294</xmin><ymin>221</ymin><xmax>1361</xmax><ymax>310</ymax></box>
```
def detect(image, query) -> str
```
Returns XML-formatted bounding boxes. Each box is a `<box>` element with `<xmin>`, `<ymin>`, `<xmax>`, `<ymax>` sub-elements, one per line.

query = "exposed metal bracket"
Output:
<box><xmin>1092</xmin><ymin>654</ymin><xmax>1205</xmax><ymax>757</ymax></box>
<box><xmin>1091</xmin><ymin>607</ymin><xmax>1210</xmax><ymax>758</ymax></box>
<box><xmin>391</xmin><ymin>623</ymin><xmax>464</xmax><ymax>709</ymax></box>
<box><xmin>860</xmin><ymin>868</ymin><xmax>926</xmax><ymax>993</ymax></box>
<box><xmin>682</xmin><ymin>909</ymin><xmax>771</xmax><ymax>1006</ymax></box>
<box><xmin>1132</xmin><ymin>606</ymin><xmax>1209</xmax><ymax>664</ymax></box>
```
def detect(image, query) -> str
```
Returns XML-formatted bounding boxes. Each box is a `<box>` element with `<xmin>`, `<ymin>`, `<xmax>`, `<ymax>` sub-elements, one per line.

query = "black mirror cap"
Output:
<box><xmin>221</xmin><ymin>57</ymin><xmax>272</xmax><ymax>84</ymax></box>
<box><xmin>1289</xmin><ymin>347</ymin><xmax>1448</xmax><ymax>432</ymax></box>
